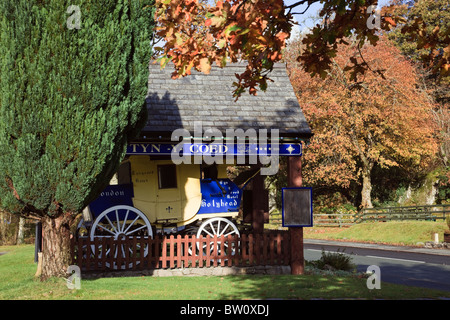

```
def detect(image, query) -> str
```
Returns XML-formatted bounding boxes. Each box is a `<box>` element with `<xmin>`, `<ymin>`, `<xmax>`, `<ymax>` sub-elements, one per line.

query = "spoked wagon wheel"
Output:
<box><xmin>90</xmin><ymin>205</ymin><xmax>153</xmax><ymax>270</ymax></box>
<box><xmin>196</xmin><ymin>217</ymin><xmax>240</xmax><ymax>259</ymax></box>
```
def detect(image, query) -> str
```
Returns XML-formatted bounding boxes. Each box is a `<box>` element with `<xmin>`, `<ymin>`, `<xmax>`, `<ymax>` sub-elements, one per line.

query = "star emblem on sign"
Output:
<box><xmin>286</xmin><ymin>144</ymin><xmax>295</xmax><ymax>154</ymax></box>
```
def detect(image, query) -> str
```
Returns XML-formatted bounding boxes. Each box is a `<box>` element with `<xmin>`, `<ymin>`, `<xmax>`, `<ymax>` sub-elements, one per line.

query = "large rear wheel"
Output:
<box><xmin>90</xmin><ymin>205</ymin><xmax>153</xmax><ymax>269</ymax></box>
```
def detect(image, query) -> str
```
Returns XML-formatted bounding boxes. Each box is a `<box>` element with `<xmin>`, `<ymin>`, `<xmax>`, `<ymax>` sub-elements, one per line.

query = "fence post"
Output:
<box><xmin>169</xmin><ymin>235</ymin><xmax>175</xmax><ymax>269</ymax></box>
<box><xmin>213</xmin><ymin>235</ymin><xmax>218</xmax><ymax>267</ymax></box>
<box><xmin>241</xmin><ymin>234</ymin><xmax>247</xmax><ymax>267</ymax></box>
<box><xmin>198</xmin><ymin>235</ymin><xmax>204</xmax><ymax>268</ymax></box>
<box><xmin>140</xmin><ymin>236</ymin><xmax>146</xmax><ymax>270</ymax></box>
<box><xmin>234</xmin><ymin>234</ymin><xmax>239</xmax><ymax>267</ymax></box>
<box><xmin>206</xmin><ymin>235</ymin><xmax>211</xmax><ymax>267</ymax></box>
<box><xmin>162</xmin><ymin>236</ymin><xmax>167</xmax><ymax>269</ymax></box>
<box><xmin>190</xmin><ymin>235</ymin><xmax>196</xmax><ymax>268</ymax></box>
<box><xmin>226</xmin><ymin>235</ymin><xmax>233</xmax><ymax>267</ymax></box>
<box><xmin>101</xmin><ymin>237</ymin><xmax>107</xmax><ymax>270</ymax></box>
<box><xmin>131</xmin><ymin>237</ymin><xmax>137</xmax><ymax>270</ymax></box>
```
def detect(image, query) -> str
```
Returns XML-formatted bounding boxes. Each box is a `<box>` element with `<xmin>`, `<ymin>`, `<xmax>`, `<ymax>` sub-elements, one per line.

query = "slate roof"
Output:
<box><xmin>142</xmin><ymin>62</ymin><xmax>312</xmax><ymax>140</ymax></box>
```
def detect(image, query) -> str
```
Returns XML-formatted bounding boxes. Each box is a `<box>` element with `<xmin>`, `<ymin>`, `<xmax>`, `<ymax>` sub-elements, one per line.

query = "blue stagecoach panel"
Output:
<box><xmin>89</xmin><ymin>184</ymin><xmax>135</xmax><ymax>220</ymax></box>
<box><xmin>197</xmin><ymin>179</ymin><xmax>242</xmax><ymax>214</ymax></box>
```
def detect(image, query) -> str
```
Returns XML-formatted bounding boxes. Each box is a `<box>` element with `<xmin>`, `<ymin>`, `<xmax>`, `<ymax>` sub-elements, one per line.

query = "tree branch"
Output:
<box><xmin>357</xmin><ymin>40</ymin><xmax>386</xmax><ymax>80</ymax></box>
<box><xmin>285</xmin><ymin>0</ymin><xmax>316</xmax><ymax>10</ymax></box>
<box><xmin>289</xmin><ymin>3</ymin><xmax>312</xmax><ymax>16</ymax></box>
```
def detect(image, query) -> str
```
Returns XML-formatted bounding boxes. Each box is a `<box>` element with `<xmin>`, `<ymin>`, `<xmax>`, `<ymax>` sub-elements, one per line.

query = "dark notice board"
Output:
<box><xmin>282</xmin><ymin>187</ymin><xmax>313</xmax><ymax>227</ymax></box>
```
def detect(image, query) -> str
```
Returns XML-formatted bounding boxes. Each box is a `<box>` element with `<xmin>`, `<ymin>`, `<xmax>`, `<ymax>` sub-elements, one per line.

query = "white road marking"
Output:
<box><xmin>307</xmin><ymin>249</ymin><xmax>346</xmax><ymax>254</ymax></box>
<box><xmin>365</xmin><ymin>255</ymin><xmax>425</xmax><ymax>264</ymax></box>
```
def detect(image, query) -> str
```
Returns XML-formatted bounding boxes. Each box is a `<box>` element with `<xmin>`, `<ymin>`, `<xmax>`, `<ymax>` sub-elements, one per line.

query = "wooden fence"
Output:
<box><xmin>269</xmin><ymin>212</ymin><xmax>356</xmax><ymax>227</ymax></box>
<box><xmin>359</xmin><ymin>204</ymin><xmax>450</xmax><ymax>222</ymax></box>
<box><xmin>312</xmin><ymin>213</ymin><xmax>356</xmax><ymax>227</ymax></box>
<box><xmin>268</xmin><ymin>204</ymin><xmax>450</xmax><ymax>227</ymax></box>
<box><xmin>71</xmin><ymin>232</ymin><xmax>290</xmax><ymax>272</ymax></box>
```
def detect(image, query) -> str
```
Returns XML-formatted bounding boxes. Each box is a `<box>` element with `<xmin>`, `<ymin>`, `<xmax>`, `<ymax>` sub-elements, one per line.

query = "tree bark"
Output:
<box><xmin>17</xmin><ymin>217</ymin><xmax>25</xmax><ymax>244</ymax></box>
<box><xmin>0</xmin><ymin>210</ymin><xmax>6</xmax><ymax>244</ymax></box>
<box><xmin>361</xmin><ymin>166</ymin><xmax>373</xmax><ymax>208</ymax></box>
<box><xmin>40</xmin><ymin>212</ymin><xmax>75</xmax><ymax>280</ymax></box>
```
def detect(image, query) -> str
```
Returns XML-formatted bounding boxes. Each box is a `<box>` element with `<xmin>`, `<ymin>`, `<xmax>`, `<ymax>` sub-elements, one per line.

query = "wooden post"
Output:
<box><xmin>34</xmin><ymin>252</ymin><xmax>43</xmax><ymax>278</ymax></box>
<box><xmin>251</xmin><ymin>164</ymin><xmax>265</xmax><ymax>234</ymax></box>
<box><xmin>288</xmin><ymin>156</ymin><xmax>304</xmax><ymax>275</ymax></box>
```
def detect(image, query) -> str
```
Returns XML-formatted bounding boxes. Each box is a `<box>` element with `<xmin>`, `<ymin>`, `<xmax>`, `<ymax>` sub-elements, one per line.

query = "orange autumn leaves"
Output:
<box><xmin>153</xmin><ymin>0</ymin><xmax>292</xmax><ymax>98</ymax></box>
<box><xmin>153</xmin><ymin>0</ymin><xmax>448</xmax><ymax>99</ymax></box>
<box><xmin>287</xmin><ymin>38</ymin><xmax>438</xmax><ymax>197</ymax></box>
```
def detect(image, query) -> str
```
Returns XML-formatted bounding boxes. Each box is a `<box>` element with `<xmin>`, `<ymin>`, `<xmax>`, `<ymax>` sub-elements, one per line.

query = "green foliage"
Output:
<box><xmin>265</xmin><ymin>157</ymin><xmax>287</xmax><ymax>210</ymax></box>
<box><xmin>437</xmin><ymin>167</ymin><xmax>450</xmax><ymax>205</ymax></box>
<box><xmin>307</xmin><ymin>221</ymin><xmax>449</xmax><ymax>245</ymax></box>
<box><xmin>0</xmin><ymin>0</ymin><xmax>155</xmax><ymax>218</ymax></box>
<box><xmin>387</xmin><ymin>0</ymin><xmax>450</xmax><ymax>99</ymax></box>
<box><xmin>309</xmin><ymin>248</ymin><xmax>356</xmax><ymax>272</ymax></box>
<box><xmin>315</xmin><ymin>193</ymin><xmax>357</xmax><ymax>214</ymax></box>
<box><xmin>388</xmin><ymin>0</ymin><xmax>449</xmax><ymax>60</ymax></box>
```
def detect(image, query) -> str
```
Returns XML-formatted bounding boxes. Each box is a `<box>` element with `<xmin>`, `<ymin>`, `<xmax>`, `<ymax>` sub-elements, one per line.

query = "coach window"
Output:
<box><xmin>158</xmin><ymin>164</ymin><xmax>177</xmax><ymax>189</ymax></box>
<box><xmin>117</xmin><ymin>160</ymin><xmax>132</xmax><ymax>185</ymax></box>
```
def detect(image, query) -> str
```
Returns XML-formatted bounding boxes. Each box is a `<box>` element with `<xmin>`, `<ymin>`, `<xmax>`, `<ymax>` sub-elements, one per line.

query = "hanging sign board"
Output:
<box><xmin>126</xmin><ymin>142</ymin><xmax>302</xmax><ymax>156</ymax></box>
<box><xmin>282</xmin><ymin>187</ymin><xmax>313</xmax><ymax>227</ymax></box>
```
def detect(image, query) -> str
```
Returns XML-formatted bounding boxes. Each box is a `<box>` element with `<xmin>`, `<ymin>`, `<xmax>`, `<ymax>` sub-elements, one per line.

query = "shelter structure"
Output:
<box><xmin>76</xmin><ymin>62</ymin><xmax>312</xmax><ymax>275</ymax></box>
<box><xmin>141</xmin><ymin>63</ymin><xmax>311</xmax><ymax>273</ymax></box>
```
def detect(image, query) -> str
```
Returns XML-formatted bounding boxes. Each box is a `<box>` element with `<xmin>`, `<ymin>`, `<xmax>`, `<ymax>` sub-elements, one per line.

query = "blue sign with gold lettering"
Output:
<box><xmin>197</xmin><ymin>179</ymin><xmax>242</xmax><ymax>215</ymax></box>
<box><xmin>126</xmin><ymin>143</ymin><xmax>301</xmax><ymax>156</ymax></box>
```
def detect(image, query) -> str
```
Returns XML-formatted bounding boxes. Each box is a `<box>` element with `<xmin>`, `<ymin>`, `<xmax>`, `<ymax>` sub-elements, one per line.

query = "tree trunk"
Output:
<box><xmin>17</xmin><ymin>217</ymin><xmax>25</xmax><ymax>244</ymax></box>
<box><xmin>40</xmin><ymin>212</ymin><xmax>75</xmax><ymax>281</ymax></box>
<box><xmin>0</xmin><ymin>210</ymin><xmax>6</xmax><ymax>244</ymax></box>
<box><xmin>361</xmin><ymin>167</ymin><xmax>373</xmax><ymax>208</ymax></box>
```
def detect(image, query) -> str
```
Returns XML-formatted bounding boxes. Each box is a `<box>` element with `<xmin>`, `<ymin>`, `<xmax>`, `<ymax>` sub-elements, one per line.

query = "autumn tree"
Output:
<box><xmin>152</xmin><ymin>0</ymin><xmax>448</xmax><ymax>98</ymax></box>
<box><xmin>387</xmin><ymin>0</ymin><xmax>450</xmax><ymax>87</ymax></box>
<box><xmin>286</xmin><ymin>37</ymin><xmax>438</xmax><ymax>208</ymax></box>
<box><xmin>0</xmin><ymin>0</ymin><xmax>154</xmax><ymax>279</ymax></box>
<box><xmin>386</xmin><ymin>0</ymin><xmax>449</xmax><ymax>204</ymax></box>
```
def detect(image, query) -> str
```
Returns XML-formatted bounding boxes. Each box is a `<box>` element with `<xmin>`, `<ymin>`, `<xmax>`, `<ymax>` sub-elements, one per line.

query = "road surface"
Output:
<box><xmin>304</xmin><ymin>239</ymin><xmax>450</xmax><ymax>292</ymax></box>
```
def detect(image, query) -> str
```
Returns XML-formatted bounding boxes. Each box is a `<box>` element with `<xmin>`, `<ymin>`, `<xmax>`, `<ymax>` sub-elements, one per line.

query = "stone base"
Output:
<box><xmin>423</xmin><ymin>241</ymin><xmax>450</xmax><ymax>249</ymax></box>
<box><xmin>82</xmin><ymin>265</ymin><xmax>292</xmax><ymax>279</ymax></box>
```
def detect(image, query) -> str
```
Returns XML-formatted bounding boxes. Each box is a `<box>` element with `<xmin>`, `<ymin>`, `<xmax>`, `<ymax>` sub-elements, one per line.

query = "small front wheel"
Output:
<box><xmin>196</xmin><ymin>217</ymin><xmax>240</xmax><ymax>258</ymax></box>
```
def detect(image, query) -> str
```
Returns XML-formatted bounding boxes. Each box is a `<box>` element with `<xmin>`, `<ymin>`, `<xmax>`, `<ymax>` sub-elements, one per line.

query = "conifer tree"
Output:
<box><xmin>0</xmin><ymin>0</ymin><xmax>154</xmax><ymax>279</ymax></box>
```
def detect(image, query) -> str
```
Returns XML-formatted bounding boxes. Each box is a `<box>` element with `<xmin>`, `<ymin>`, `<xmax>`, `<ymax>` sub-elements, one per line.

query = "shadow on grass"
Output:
<box><xmin>214</xmin><ymin>270</ymin><xmax>450</xmax><ymax>300</ymax></box>
<box><xmin>213</xmin><ymin>274</ymin><xmax>375</xmax><ymax>300</ymax></box>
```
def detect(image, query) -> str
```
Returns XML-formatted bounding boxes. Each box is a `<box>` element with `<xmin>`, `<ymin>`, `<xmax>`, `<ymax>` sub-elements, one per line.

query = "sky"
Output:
<box><xmin>284</xmin><ymin>0</ymin><xmax>393</xmax><ymax>36</ymax></box>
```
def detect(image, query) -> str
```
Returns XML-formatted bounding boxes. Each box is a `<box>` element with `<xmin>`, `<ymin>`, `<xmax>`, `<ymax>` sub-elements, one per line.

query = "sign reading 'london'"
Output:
<box><xmin>126</xmin><ymin>143</ymin><xmax>302</xmax><ymax>156</ymax></box>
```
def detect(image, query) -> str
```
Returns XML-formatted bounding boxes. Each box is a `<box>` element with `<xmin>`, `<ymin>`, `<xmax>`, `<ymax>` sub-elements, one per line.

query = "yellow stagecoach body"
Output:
<box><xmin>85</xmin><ymin>151</ymin><xmax>249</xmax><ymax>237</ymax></box>
<box><xmin>128</xmin><ymin>156</ymin><xmax>239</xmax><ymax>229</ymax></box>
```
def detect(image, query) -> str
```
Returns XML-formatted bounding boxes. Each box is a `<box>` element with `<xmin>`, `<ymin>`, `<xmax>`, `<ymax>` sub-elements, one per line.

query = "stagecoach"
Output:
<box><xmin>76</xmin><ymin>141</ymin><xmax>302</xmax><ymax>267</ymax></box>
<box><xmin>80</xmin><ymin>158</ymin><xmax>243</xmax><ymax>242</ymax></box>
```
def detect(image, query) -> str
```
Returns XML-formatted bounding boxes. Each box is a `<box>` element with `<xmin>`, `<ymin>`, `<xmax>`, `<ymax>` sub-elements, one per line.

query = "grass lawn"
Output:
<box><xmin>304</xmin><ymin>221</ymin><xmax>449</xmax><ymax>245</ymax></box>
<box><xmin>1</xmin><ymin>244</ymin><xmax>449</xmax><ymax>300</ymax></box>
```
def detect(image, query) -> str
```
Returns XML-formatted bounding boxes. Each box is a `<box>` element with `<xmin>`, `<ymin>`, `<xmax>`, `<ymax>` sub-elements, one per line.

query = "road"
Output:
<box><xmin>304</xmin><ymin>239</ymin><xmax>450</xmax><ymax>292</ymax></box>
